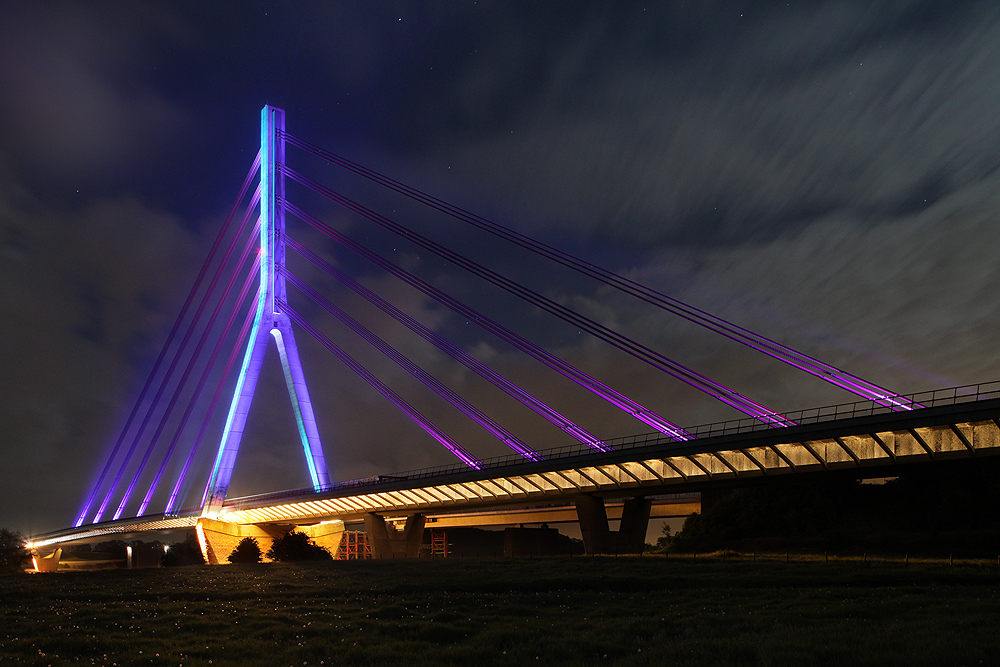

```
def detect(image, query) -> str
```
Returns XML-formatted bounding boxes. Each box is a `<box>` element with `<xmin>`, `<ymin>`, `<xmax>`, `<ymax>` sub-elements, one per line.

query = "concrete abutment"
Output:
<box><xmin>196</xmin><ymin>518</ymin><xmax>344</xmax><ymax>564</ymax></box>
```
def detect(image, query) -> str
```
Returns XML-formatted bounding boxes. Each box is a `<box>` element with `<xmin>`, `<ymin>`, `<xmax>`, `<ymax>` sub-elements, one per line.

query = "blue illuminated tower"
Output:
<box><xmin>202</xmin><ymin>105</ymin><xmax>330</xmax><ymax>517</ymax></box>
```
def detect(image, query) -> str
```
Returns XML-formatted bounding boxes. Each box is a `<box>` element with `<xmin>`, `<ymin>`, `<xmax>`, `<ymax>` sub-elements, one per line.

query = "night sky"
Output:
<box><xmin>4</xmin><ymin>1</ymin><xmax>1000</xmax><ymax>535</ymax></box>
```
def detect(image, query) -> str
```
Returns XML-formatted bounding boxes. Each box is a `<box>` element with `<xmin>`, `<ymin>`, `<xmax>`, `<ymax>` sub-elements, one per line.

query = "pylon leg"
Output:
<box><xmin>270</xmin><ymin>314</ymin><xmax>329</xmax><ymax>490</ymax></box>
<box><xmin>202</xmin><ymin>313</ymin><xmax>270</xmax><ymax>516</ymax></box>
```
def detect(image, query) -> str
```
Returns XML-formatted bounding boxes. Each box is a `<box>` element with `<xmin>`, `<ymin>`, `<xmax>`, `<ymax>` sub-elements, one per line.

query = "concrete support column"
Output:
<box><xmin>619</xmin><ymin>496</ymin><xmax>653</xmax><ymax>550</ymax></box>
<box><xmin>575</xmin><ymin>495</ymin><xmax>652</xmax><ymax>555</ymax></box>
<box><xmin>196</xmin><ymin>519</ymin><xmax>345</xmax><ymax>564</ymax></box>
<box><xmin>363</xmin><ymin>513</ymin><xmax>425</xmax><ymax>559</ymax></box>
<box><xmin>32</xmin><ymin>548</ymin><xmax>62</xmax><ymax>572</ymax></box>
<box><xmin>197</xmin><ymin>518</ymin><xmax>287</xmax><ymax>564</ymax></box>
<box><xmin>301</xmin><ymin>521</ymin><xmax>345</xmax><ymax>557</ymax></box>
<box><xmin>575</xmin><ymin>494</ymin><xmax>612</xmax><ymax>555</ymax></box>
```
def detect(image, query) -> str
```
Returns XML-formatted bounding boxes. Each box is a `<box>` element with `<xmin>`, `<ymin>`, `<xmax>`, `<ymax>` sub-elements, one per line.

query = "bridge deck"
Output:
<box><xmin>217</xmin><ymin>397</ymin><xmax>1000</xmax><ymax>526</ymax></box>
<box><xmin>32</xmin><ymin>391</ymin><xmax>1000</xmax><ymax>549</ymax></box>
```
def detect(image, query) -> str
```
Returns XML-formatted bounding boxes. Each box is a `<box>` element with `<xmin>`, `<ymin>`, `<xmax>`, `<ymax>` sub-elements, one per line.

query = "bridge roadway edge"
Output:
<box><xmin>29</xmin><ymin>397</ymin><xmax>1000</xmax><ymax>555</ymax></box>
<box><xmin>224</xmin><ymin>396</ymin><xmax>1000</xmax><ymax>513</ymax></box>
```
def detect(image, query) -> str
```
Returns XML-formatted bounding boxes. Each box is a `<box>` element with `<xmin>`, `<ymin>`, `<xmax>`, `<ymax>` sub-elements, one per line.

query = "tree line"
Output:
<box><xmin>0</xmin><ymin>529</ymin><xmax>334</xmax><ymax>572</ymax></box>
<box><xmin>655</xmin><ymin>458</ymin><xmax>1000</xmax><ymax>555</ymax></box>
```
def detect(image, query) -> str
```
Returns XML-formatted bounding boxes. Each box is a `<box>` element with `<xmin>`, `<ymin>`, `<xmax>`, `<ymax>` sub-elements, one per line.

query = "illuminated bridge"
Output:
<box><xmin>28</xmin><ymin>107</ymin><xmax>1000</xmax><ymax>564</ymax></box>
<box><xmin>34</xmin><ymin>383</ymin><xmax>1000</xmax><ymax>561</ymax></box>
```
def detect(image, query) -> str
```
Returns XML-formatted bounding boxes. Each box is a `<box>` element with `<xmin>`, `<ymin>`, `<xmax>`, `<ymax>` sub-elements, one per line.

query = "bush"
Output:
<box><xmin>161</xmin><ymin>536</ymin><xmax>205</xmax><ymax>567</ymax></box>
<box><xmin>668</xmin><ymin>465</ymin><xmax>1000</xmax><ymax>555</ymax></box>
<box><xmin>266</xmin><ymin>531</ymin><xmax>332</xmax><ymax>562</ymax></box>
<box><xmin>0</xmin><ymin>528</ymin><xmax>30</xmax><ymax>574</ymax></box>
<box><xmin>228</xmin><ymin>537</ymin><xmax>262</xmax><ymax>564</ymax></box>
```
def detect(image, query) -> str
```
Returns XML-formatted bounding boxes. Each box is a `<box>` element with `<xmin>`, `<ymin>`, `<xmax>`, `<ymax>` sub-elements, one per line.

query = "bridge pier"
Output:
<box><xmin>575</xmin><ymin>495</ymin><xmax>651</xmax><ymax>555</ymax></box>
<box><xmin>32</xmin><ymin>548</ymin><xmax>62</xmax><ymax>572</ymax></box>
<box><xmin>197</xmin><ymin>519</ymin><xmax>286</xmax><ymax>565</ymax></box>
<box><xmin>196</xmin><ymin>518</ymin><xmax>344</xmax><ymax>564</ymax></box>
<box><xmin>364</xmin><ymin>513</ymin><xmax>425</xmax><ymax>559</ymax></box>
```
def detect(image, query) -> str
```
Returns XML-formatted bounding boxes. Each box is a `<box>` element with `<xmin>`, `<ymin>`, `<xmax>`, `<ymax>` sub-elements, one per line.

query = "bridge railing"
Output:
<box><xmin>222</xmin><ymin>380</ymin><xmax>1000</xmax><ymax>510</ymax></box>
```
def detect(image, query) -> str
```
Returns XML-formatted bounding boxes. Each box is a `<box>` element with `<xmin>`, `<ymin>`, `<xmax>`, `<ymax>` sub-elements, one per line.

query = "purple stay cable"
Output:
<box><xmin>279</xmin><ymin>272</ymin><xmax>540</xmax><ymax>461</ymax></box>
<box><xmin>281</xmin><ymin>303</ymin><xmax>483</xmax><ymax>469</ymax></box>
<box><xmin>79</xmin><ymin>152</ymin><xmax>261</xmax><ymax>526</ymax></box>
<box><xmin>165</xmin><ymin>283</ymin><xmax>261</xmax><ymax>515</ymax></box>
<box><xmin>284</xmin><ymin>133</ymin><xmax>914</xmax><ymax>411</ymax></box>
<box><xmin>283</xmin><ymin>201</ymin><xmax>691</xmax><ymax>440</ymax></box>
<box><xmin>282</xmin><ymin>168</ymin><xmax>791</xmax><ymax>427</ymax></box>
<box><xmin>110</xmin><ymin>187</ymin><xmax>263</xmax><ymax>520</ymax></box>
<box><xmin>136</xmin><ymin>229</ymin><xmax>263</xmax><ymax>517</ymax></box>
<box><xmin>283</xmin><ymin>237</ymin><xmax>608</xmax><ymax>452</ymax></box>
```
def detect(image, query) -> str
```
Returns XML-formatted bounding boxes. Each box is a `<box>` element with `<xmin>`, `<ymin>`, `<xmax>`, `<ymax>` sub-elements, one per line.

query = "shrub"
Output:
<box><xmin>266</xmin><ymin>531</ymin><xmax>332</xmax><ymax>562</ymax></box>
<box><xmin>228</xmin><ymin>537</ymin><xmax>262</xmax><ymax>564</ymax></box>
<box><xmin>0</xmin><ymin>528</ymin><xmax>30</xmax><ymax>574</ymax></box>
<box><xmin>161</xmin><ymin>536</ymin><xmax>205</xmax><ymax>567</ymax></box>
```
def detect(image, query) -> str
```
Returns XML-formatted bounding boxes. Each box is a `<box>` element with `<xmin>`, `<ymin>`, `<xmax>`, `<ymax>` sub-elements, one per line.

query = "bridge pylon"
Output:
<box><xmin>201</xmin><ymin>105</ymin><xmax>330</xmax><ymax>517</ymax></box>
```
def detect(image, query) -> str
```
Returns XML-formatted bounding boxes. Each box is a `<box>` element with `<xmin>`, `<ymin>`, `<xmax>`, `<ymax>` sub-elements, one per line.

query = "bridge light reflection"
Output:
<box><xmin>195</xmin><ymin>522</ymin><xmax>211</xmax><ymax>564</ymax></box>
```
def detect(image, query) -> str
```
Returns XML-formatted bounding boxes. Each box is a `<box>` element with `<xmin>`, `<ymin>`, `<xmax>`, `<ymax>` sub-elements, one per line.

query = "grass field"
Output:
<box><xmin>1</xmin><ymin>555</ymin><xmax>999</xmax><ymax>666</ymax></box>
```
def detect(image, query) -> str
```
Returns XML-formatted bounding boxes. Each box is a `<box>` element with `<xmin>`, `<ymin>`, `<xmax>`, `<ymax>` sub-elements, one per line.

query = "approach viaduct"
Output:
<box><xmin>33</xmin><ymin>389</ymin><xmax>1000</xmax><ymax>561</ymax></box>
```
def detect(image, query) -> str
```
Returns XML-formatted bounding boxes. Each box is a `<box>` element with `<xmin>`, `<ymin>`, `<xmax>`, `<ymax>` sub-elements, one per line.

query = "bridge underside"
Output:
<box><xmin>33</xmin><ymin>398</ymin><xmax>1000</xmax><ymax>559</ymax></box>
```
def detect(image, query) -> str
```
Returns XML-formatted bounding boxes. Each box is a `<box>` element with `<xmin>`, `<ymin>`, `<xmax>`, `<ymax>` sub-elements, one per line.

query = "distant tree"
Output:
<box><xmin>266</xmin><ymin>531</ymin><xmax>332</xmax><ymax>562</ymax></box>
<box><xmin>228</xmin><ymin>537</ymin><xmax>262</xmax><ymax>564</ymax></box>
<box><xmin>64</xmin><ymin>543</ymin><xmax>93</xmax><ymax>557</ymax></box>
<box><xmin>91</xmin><ymin>540</ymin><xmax>128</xmax><ymax>557</ymax></box>
<box><xmin>0</xmin><ymin>528</ymin><xmax>30</xmax><ymax>574</ymax></box>
<box><xmin>670</xmin><ymin>512</ymin><xmax>706</xmax><ymax>552</ymax></box>
<box><xmin>161</xmin><ymin>535</ymin><xmax>205</xmax><ymax>567</ymax></box>
<box><xmin>654</xmin><ymin>523</ymin><xmax>674</xmax><ymax>552</ymax></box>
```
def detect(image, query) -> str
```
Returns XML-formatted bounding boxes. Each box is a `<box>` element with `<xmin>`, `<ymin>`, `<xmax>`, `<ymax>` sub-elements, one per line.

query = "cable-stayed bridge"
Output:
<box><xmin>29</xmin><ymin>106</ymin><xmax>1000</xmax><ymax>562</ymax></box>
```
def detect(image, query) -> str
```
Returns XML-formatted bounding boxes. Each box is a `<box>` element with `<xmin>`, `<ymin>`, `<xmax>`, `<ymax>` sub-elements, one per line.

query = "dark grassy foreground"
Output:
<box><xmin>2</xmin><ymin>557</ymin><xmax>999</xmax><ymax>666</ymax></box>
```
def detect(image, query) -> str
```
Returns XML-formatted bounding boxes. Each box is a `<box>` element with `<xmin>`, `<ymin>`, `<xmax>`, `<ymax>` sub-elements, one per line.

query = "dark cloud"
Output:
<box><xmin>439</xmin><ymin>2</ymin><xmax>1000</xmax><ymax>244</ymax></box>
<box><xmin>0</xmin><ymin>2</ymin><xmax>192</xmax><ymax>188</ymax></box>
<box><xmin>0</xmin><ymin>180</ymin><xmax>200</xmax><ymax>532</ymax></box>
